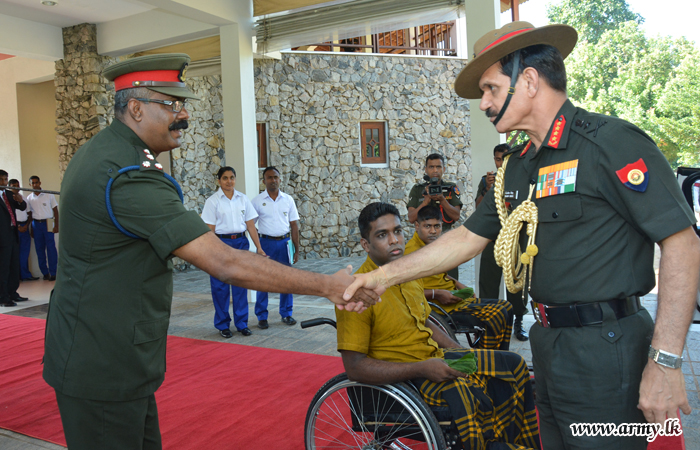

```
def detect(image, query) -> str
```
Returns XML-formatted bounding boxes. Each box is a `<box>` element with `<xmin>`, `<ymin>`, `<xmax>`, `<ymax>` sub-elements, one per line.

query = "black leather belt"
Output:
<box><xmin>531</xmin><ymin>296</ymin><xmax>641</xmax><ymax>328</ymax></box>
<box><xmin>260</xmin><ymin>233</ymin><xmax>290</xmax><ymax>240</ymax></box>
<box><xmin>33</xmin><ymin>219</ymin><xmax>48</xmax><ymax>223</ymax></box>
<box><xmin>216</xmin><ymin>232</ymin><xmax>246</xmax><ymax>239</ymax></box>
<box><xmin>17</xmin><ymin>221</ymin><xmax>27</xmax><ymax>225</ymax></box>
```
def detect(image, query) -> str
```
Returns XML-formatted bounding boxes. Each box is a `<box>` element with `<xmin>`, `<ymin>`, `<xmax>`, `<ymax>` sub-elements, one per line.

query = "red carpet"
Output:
<box><xmin>0</xmin><ymin>315</ymin><xmax>343</xmax><ymax>448</ymax></box>
<box><xmin>0</xmin><ymin>315</ymin><xmax>687</xmax><ymax>449</ymax></box>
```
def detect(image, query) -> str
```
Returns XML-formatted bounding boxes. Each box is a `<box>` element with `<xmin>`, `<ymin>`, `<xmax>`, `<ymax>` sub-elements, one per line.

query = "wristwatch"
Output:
<box><xmin>648</xmin><ymin>345</ymin><xmax>683</xmax><ymax>369</ymax></box>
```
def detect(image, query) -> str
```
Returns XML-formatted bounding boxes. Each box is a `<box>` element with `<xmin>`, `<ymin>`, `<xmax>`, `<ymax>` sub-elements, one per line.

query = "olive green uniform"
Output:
<box><xmin>465</xmin><ymin>100</ymin><xmax>695</xmax><ymax>449</ymax></box>
<box><xmin>43</xmin><ymin>119</ymin><xmax>210</xmax><ymax>449</ymax></box>
<box><xmin>407</xmin><ymin>180</ymin><xmax>463</xmax><ymax>280</ymax></box>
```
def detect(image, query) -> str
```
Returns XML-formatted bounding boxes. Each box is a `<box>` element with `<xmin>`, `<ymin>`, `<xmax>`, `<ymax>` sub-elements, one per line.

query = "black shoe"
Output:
<box><xmin>281</xmin><ymin>316</ymin><xmax>297</xmax><ymax>326</ymax></box>
<box><xmin>43</xmin><ymin>274</ymin><xmax>50</xmax><ymax>280</ymax></box>
<box><xmin>514</xmin><ymin>316</ymin><xmax>529</xmax><ymax>342</ymax></box>
<box><xmin>23</xmin><ymin>276</ymin><xmax>39</xmax><ymax>281</ymax></box>
<box><xmin>0</xmin><ymin>300</ymin><xmax>18</xmax><ymax>307</ymax></box>
<box><xmin>49</xmin><ymin>275</ymin><xmax>56</xmax><ymax>281</ymax></box>
<box><xmin>257</xmin><ymin>320</ymin><xmax>269</xmax><ymax>329</ymax></box>
<box><xmin>238</xmin><ymin>327</ymin><xmax>253</xmax><ymax>336</ymax></box>
<box><xmin>11</xmin><ymin>295</ymin><xmax>28</xmax><ymax>302</ymax></box>
<box><xmin>219</xmin><ymin>329</ymin><xmax>233</xmax><ymax>339</ymax></box>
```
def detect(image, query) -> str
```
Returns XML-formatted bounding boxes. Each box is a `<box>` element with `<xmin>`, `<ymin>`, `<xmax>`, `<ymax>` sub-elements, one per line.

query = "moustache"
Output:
<box><xmin>169</xmin><ymin>120</ymin><xmax>188</xmax><ymax>131</ymax></box>
<box><xmin>485</xmin><ymin>108</ymin><xmax>498</xmax><ymax>119</ymax></box>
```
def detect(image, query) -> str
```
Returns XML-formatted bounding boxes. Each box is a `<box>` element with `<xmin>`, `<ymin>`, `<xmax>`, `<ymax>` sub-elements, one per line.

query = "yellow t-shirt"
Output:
<box><xmin>404</xmin><ymin>232</ymin><xmax>466</xmax><ymax>313</ymax></box>
<box><xmin>335</xmin><ymin>256</ymin><xmax>443</xmax><ymax>362</ymax></box>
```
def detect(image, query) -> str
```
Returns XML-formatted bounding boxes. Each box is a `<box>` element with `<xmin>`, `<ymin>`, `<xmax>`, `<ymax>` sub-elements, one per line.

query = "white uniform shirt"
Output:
<box><xmin>201</xmin><ymin>188</ymin><xmax>258</xmax><ymax>234</ymax></box>
<box><xmin>14</xmin><ymin>193</ymin><xmax>28</xmax><ymax>222</ymax></box>
<box><xmin>27</xmin><ymin>192</ymin><xmax>58</xmax><ymax>220</ymax></box>
<box><xmin>252</xmin><ymin>190</ymin><xmax>300</xmax><ymax>237</ymax></box>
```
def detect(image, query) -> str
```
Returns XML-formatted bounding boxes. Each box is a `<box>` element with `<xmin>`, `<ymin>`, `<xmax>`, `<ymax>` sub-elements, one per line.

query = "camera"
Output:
<box><xmin>423</xmin><ymin>175</ymin><xmax>447</xmax><ymax>196</ymax></box>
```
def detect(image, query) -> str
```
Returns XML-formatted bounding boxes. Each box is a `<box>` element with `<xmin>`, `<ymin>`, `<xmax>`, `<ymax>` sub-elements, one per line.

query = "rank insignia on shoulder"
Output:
<box><xmin>142</xmin><ymin>161</ymin><xmax>151</xmax><ymax>168</ymax></box>
<box><xmin>615</xmin><ymin>158</ymin><xmax>648</xmax><ymax>192</ymax></box>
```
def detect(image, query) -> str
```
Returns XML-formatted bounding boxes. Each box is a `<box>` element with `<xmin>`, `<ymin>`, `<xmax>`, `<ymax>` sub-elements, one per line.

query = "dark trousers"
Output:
<box><xmin>531</xmin><ymin>307</ymin><xmax>653</xmax><ymax>449</ymax></box>
<box><xmin>33</xmin><ymin>220</ymin><xmax>57</xmax><ymax>277</ymax></box>
<box><xmin>55</xmin><ymin>390</ymin><xmax>162</xmax><ymax>450</ymax></box>
<box><xmin>255</xmin><ymin>237</ymin><xmax>293</xmax><ymax>321</ymax></box>
<box><xmin>478</xmin><ymin>241</ymin><xmax>528</xmax><ymax>316</ymax></box>
<box><xmin>210</xmin><ymin>236</ymin><xmax>249</xmax><ymax>331</ymax></box>
<box><xmin>0</xmin><ymin>233</ymin><xmax>20</xmax><ymax>301</ymax></box>
<box><xmin>18</xmin><ymin>224</ymin><xmax>33</xmax><ymax>279</ymax></box>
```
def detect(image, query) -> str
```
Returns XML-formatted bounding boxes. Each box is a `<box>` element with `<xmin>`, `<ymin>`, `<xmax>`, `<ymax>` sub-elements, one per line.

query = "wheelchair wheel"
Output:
<box><xmin>427</xmin><ymin>311</ymin><xmax>458</xmax><ymax>342</ymax></box>
<box><xmin>305</xmin><ymin>373</ymin><xmax>447</xmax><ymax>450</ymax></box>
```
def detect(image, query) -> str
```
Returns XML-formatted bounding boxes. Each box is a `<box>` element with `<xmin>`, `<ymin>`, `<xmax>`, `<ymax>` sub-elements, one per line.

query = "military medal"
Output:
<box><xmin>615</xmin><ymin>158</ymin><xmax>649</xmax><ymax>192</ymax></box>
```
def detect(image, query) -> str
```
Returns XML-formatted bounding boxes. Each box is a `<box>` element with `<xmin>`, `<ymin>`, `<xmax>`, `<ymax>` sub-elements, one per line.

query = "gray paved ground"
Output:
<box><xmin>3</xmin><ymin>255</ymin><xmax>699</xmax><ymax>448</ymax></box>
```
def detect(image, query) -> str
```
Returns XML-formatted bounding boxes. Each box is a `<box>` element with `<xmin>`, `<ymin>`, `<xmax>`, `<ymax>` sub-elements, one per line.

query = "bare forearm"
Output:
<box><xmin>342</xmin><ymin>351</ymin><xmax>427</xmax><ymax>385</ymax></box>
<box><xmin>246</xmin><ymin>221</ymin><xmax>263</xmax><ymax>251</ymax></box>
<box><xmin>291</xmin><ymin>221</ymin><xmax>300</xmax><ymax>250</ymax></box>
<box><xmin>174</xmin><ymin>232</ymin><xmax>334</xmax><ymax>297</ymax></box>
<box><xmin>651</xmin><ymin>227</ymin><xmax>700</xmax><ymax>355</ymax></box>
<box><xmin>407</xmin><ymin>206</ymin><xmax>422</xmax><ymax>223</ymax></box>
<box><xmin>427</xmin><ymin>321</ymin><xmax>462</xmax><ymax>349</ymax></box>
<box><xmin>382</xmin><ymin>226</ymin><xmax>489</xmax><ymax>285</ymax></box>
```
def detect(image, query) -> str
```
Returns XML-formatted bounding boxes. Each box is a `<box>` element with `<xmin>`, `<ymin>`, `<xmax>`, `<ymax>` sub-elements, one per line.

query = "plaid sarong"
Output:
<box><xmin>417</xmin><ymin>348</ymin><xmax>540</xmax><ymax>450</ymax></box>
<box><xmin>445</xmin><ymin>298</ymin><xmax>514</xmax><ymax>350</ymax></box>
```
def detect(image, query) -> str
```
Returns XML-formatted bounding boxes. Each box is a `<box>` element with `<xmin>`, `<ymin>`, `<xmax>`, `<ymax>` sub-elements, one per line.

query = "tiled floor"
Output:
<box><xmin>2</xmin><ymin>254</ymin><xmax>699</xmax><ymax>448</ymax></box>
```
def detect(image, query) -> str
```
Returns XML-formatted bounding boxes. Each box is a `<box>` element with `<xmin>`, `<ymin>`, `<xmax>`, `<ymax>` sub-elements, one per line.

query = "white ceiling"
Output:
<box><xmin>0</xmin><ymin>0</ymin><xmax>155</xmax><ymax>27</ymax></box>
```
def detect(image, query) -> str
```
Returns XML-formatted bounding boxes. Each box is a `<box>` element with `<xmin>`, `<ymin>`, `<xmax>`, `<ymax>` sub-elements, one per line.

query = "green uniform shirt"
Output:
<box><xmin>407</xmin><ymin>180</ymin><xmax>463</xmax><ymax>230</ymax></box>
<box><xmin>465</xmin><ymin>99</ymin><xmax>695</xmax><ymax>305</ymax></box>
<box><xmin>43</xmin><ymin>119</ymin><xmax>210</xmax><ymax>401</ymax></box>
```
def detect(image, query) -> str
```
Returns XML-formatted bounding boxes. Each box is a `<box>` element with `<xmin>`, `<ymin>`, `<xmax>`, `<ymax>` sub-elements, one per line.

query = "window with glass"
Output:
<box><xmin>360</xmin><ymin>122</ymin><xmax>386</xmax><ymax>164</ymax></box>
<box><xmin>256</xmin><ymin>123</ymin><xmax>268</xmax><ymax>168</ymax></box>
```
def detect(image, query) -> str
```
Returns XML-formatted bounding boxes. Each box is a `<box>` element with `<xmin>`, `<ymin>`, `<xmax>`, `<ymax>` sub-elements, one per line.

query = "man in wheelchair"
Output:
<box><xmin>405</xmin><ymin>206</ymin><xmax>514</xmax><ymax>350</ymax></box>
<box><xmin>336</xmin><ymin>202</ymin><xmax>539</xmax><ymax>450</ymax></box>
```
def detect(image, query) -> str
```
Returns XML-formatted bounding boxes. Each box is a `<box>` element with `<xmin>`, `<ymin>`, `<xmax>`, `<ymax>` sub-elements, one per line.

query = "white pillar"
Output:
<box><xmin>464</xmin><ymin>0</ymin><xmax>504</xmax><ymax>298</ymax></box>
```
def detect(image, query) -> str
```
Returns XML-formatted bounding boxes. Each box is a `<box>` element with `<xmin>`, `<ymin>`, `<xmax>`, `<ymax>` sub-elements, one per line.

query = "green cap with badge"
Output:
<box><xmin>102</xmin><ymin>53</ymin><xmax>199</xmax><ymax>100</ymax></box>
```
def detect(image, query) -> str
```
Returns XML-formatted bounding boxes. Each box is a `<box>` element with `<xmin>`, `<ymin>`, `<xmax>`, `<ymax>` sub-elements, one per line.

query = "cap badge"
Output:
<box><xmin>179</xmin><ymin>63</ymin><xmax>189</xmax><ymax>82</ymax></box>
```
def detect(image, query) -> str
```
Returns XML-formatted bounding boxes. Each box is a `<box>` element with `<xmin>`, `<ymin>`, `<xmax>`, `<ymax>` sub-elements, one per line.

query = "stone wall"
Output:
<box><xmin>171</xmin><ymin>75</ymin><xmax>225</xmax><ymax>213</ymax></box>
<box><xmin>254</xmin><ymin>53</ymin><xmax>473</xmax><ymax>259</ymax></box>
<box><xmin>55</xmin><ymin>23</ymin><xmax>115</xmax><ymax>179</ymax></box>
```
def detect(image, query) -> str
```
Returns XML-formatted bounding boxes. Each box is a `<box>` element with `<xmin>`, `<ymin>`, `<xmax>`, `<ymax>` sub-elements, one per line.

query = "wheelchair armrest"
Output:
<box><xmin>301</xmin><ymin>318</ymin><xmax>337</xmax><ymax>329</ymax></box>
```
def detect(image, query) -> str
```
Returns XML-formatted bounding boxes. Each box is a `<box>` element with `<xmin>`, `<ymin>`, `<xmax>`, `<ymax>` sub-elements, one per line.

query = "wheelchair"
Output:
<box><xmin>301</xmin><ymin>317</ymin><xmax>470</xmax><ymax>450</ymax></box>
<box><xmin>426</xmin><ymin>302</ymin><xmax>484</xmax><ymax>348</ymax></box>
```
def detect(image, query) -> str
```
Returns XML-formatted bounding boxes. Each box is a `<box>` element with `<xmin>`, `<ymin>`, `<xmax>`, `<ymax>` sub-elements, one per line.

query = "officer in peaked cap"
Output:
<box><xmin>43</xmin><ymin>53</ymin><xmax>377</xmax><ymax>449</ymax></box>
<box><xmin>345</xmin><ymin>22</ymin><xmax>699</xmax><ymax>449</ymax></box>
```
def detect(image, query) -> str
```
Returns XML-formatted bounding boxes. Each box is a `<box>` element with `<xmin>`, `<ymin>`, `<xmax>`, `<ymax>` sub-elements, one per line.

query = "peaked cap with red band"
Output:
<box><xmin>102</xmin><ymin>53</ymin><xmax>199</xmax><ymax>100</ymax></box>
<box><xmin>615</xmin><ymin>158</ymin><xmax>649</xmax><ymax>193</ymax></box>
<box><xmin>454</xmin><ymin>21</ymin><xmax>578</xmax><ymax>99</ymax></box>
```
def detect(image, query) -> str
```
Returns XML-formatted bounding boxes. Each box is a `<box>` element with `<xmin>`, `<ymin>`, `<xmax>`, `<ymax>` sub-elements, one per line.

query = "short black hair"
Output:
<box><xmin>425</xmin><ymin>153</ymin><xmax>445</xmax><ymax>167</ymax></box>
<box><xmin>9</xmin><ymin>179</ymin><xmax>19</xmax><ymax>185</ymax></box>
<box><xmin>499</xmin><ymin>44</ymin><xmax>567</xmax><ymax>93</ymax></box>
<box><xmin>262</xmin><ymin>166</ymin><xmax>280</xmax><ymax>178</ymax></box>
<box><xmin>358</xmin><ymin>202</ymin><xmax>400</xmax><ymax>241</ymax></box>
<box><xmin>416</xmin><ymin>205</ymin><xmax>441</xmax><ymax>223</ymax></box>
<box><xmin>114</xmin><ymin>87</ymin><xmax>154</xmax><ymax>120</ymax></box>
<box><xmin>217</xmin><ymin>166</ymin><xmax>235</xmax><ymax>179</ymax></box>
<box><xmin>494</xmin><ymin>143</ymin><xmax>510</xmax><ymax>155</ymax></box>
<box><xmin>0</xmin><ymin>170</ymin><xmax>7</xmax><ymax>178</ymax></box>
<box><xmin>29</xmin><ymin>175</ymin><xmax>40</xmax><ymax>182</ymax></box>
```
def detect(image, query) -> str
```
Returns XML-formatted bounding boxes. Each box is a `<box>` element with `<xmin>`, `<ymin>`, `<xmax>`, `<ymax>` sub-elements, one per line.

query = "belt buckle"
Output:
<box><xmin>531</xmin><ymin>301</ymin><xmax>549</xmax><ymax>328</ymax></box>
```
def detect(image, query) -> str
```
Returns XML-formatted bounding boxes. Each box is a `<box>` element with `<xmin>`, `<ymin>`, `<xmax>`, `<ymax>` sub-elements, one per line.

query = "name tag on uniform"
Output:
<box><xmin>504</xmin><ymin>190</ymin><xmax>518</xmax><ymax>200</ymax></box>
<box><xmin>536</xmin><ymin>159</ymin><xmax>578</xmax><ymax>199</ymax></box>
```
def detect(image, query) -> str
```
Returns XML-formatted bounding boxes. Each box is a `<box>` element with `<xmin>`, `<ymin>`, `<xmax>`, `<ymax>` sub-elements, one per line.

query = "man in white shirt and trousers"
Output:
<box><xmin>26</xmin><ymin>175</ymin><xmax>59</xmax><ymax>281</ymax></box>
<box><xmin>252</xmin><ymin>166</ymin><xmax>301</xmax><ymax>328</ymax></box>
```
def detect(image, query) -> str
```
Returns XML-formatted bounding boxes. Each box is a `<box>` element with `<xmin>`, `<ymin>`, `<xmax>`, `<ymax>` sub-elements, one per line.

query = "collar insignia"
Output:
<box><xmin>547</xmin><ymin>115</ymin><xmax>566</xmax><ymax>148</ymax></box>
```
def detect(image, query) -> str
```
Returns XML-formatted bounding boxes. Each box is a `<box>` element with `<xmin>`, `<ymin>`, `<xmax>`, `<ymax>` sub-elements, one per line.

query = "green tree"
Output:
<box><xmin>546</xmin><ymin>0</ymin><xmax>643</xmax><ymax>44</ymax></box>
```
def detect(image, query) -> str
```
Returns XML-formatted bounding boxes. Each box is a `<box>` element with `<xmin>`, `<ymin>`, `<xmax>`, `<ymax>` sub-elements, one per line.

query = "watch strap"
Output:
<box><xmin>648</xmin><ymin>345</ymin><xmax>683</xmax><ymax>369</ymax></box>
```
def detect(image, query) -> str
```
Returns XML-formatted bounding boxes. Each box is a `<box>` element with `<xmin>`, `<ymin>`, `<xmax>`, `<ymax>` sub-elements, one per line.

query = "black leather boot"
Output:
<box><xmin>514</xmin><ymin>315</ymin><xmax>529</xmax><ymax>341</ymax></box>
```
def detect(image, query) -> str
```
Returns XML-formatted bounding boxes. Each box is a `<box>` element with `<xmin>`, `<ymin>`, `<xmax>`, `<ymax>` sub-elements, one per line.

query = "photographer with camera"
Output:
<box><xmin>407</xmin><ymin>153</ymin><xmax>462</xmax><ymax>280</ymax></box>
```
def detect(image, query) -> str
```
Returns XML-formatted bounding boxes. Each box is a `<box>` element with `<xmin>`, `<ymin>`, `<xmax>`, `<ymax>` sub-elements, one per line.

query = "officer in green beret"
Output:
<box><xmin>42</xmin><ymin>53</ymin><xmax>377</xmax><ymax>450</ymax></box>
<box><xmin>407</xmin><ymin>152</ymin><xmax>463</xmax><ymax>280</ymax></box>
<box><xmin>345</xmin><ymin>22</ymin><xmax>700</xmax><ymax>449</ymax></box>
